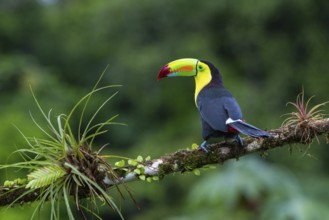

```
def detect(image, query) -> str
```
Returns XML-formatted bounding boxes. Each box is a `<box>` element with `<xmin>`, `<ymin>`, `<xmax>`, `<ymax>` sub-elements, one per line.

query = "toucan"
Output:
<box><xmin>157</xmin><ymin>58</ymin><xmax>272</xmax><ymax>152</ymax></box>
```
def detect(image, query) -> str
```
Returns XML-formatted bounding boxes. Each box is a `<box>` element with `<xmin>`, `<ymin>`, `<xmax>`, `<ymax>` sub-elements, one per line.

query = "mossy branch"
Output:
<box><xmin>1</xmin><ymin>118</ymin><xmax>329</xmax><ymax>208</ymax></box>
<box><xmin>105</xmin><ymin>117</ymin><xmax>329</xmax><ymax>185</ymax></box>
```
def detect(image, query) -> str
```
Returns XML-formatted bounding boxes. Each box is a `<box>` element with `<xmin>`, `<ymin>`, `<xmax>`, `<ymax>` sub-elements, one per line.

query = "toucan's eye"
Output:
<box><xmin>198</xmin><ymin>65</ymin><xmax>204</xmax><ymax>71</ymax></box>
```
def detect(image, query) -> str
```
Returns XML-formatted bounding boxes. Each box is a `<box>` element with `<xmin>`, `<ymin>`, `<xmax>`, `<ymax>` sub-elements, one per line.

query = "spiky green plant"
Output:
<box><xmin>0</xmin><ymin>70</ymin><xmax>127</xmax><ymax>219</ymax></box>
<box><xmin>282</xmin><ymin>89</ymin><xmax>329</xmax><ymax>144</ymax></box>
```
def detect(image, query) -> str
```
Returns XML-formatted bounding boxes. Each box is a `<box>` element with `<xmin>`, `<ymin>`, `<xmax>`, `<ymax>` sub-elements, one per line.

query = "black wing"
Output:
<box><xmin>198</xmin><ymin>96</ymin><xmax>243</xmax><ymax>133</ymax></box>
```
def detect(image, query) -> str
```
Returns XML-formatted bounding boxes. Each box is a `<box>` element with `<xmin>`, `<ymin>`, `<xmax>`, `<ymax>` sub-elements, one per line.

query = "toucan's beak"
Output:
<box><xmin>158</xmin><ymin>58</ymin><xmax>198</xmax><ymax>80</ymax></box>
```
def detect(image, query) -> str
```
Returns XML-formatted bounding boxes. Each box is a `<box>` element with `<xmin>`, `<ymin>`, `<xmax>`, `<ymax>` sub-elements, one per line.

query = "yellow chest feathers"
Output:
<box><xmin>194</xmin><ymin>63</ymin><xmax>212</xmax><ymax>105</ymax></box>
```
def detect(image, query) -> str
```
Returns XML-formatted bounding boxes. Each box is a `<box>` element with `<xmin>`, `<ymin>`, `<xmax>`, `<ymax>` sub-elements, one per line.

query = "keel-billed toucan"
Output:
<box><xmin>157</xmin><ymin>58</ymin><xmax>271</xmax><ymax>152</ymax></box>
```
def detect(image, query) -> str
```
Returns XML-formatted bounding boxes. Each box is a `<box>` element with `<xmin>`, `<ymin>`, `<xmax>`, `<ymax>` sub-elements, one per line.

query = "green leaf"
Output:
<box><xmin>137</xmin><ymin>164</ymin><xmax>144</xmax><ymax>168</ymax></box>
<box><xmin>15</xmin><ymin>178</ymin><xmax>27</xmax><ymax>185</ymax></box>
<box><xmin>128</xmin><ymin>159</ymin><xmax>138</xmax><ymax>166</ymax></box>
<box><xmin>115</xmin><ymin>160</ymin><xmax>125</xmax><ymax>167</ymax></box>
<box><xmin>139</xmin><ymin>175</ymin><xmax>146</xmax><ymax>181</ymax></box>
<box><xmin>193</xmin><ymin>169</ymin><xmax>201</xmax><ymax>176</ymax></box>
<box><xmin>134</xmin><ymin>168</ymin><xmax>141</xmax><ymax>174</ymax></box>
<box><xmin>136</xmin><ymin>155</ymin><xmax>143</xmax><ymax>162</ymax></box>
<box><xmin>191</xmin><ymin>143</ymin><xmax>199</xmax><ymax>150</ymax></box>
<box><xmin>4</xmin><ymin>180</ymin><xmax>13</xmax><ymax>187</ymax></box>
<box><xmin>152</xmin><ymin>176</ymin><xmax>159</xmax><ymax>181</ymax></box>
<box><xmin>26</xmin><ymin>166</ymin><xmax>66</xmax><ymax>189</ymax></box>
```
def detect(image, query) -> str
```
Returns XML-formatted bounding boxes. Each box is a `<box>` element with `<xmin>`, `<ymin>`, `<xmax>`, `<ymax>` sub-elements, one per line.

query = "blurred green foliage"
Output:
<box><xmin>0</xmin><ymin>0</ymin><xmax>329</xmax><ymax>219</ymax></box>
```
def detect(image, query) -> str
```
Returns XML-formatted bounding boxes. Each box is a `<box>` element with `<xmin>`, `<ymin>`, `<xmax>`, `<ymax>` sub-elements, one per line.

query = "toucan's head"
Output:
<box><xmin>158</xmin><ymin>58</ymin><xmax>223</xmax><ymax>103</ymax></box>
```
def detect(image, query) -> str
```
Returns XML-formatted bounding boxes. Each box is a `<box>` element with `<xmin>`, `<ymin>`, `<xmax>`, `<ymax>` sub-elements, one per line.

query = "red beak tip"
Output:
<box><xmin>157</xmin><ymin>64</ymin><xmax>170</xmax><ymax>80</ymax></box>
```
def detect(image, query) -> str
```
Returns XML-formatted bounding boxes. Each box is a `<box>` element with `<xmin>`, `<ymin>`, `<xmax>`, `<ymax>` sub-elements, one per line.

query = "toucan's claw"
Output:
<box><xmin>235</xmin><ymin>135</ymin><xmax>243</xmax><ymax>147</ymax></box>
<box><xmin>199</xmin><ymin>141</ymin><xmax>209</xmax><ymax>153</ymax></box>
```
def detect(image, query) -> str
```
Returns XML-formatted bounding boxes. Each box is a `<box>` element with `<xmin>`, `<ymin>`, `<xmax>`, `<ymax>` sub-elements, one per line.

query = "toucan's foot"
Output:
<box><xmin>235</xmin><ymin>135</ymin><xmax>243</xmax><ymax>147</ymax></box>
<box><xmin>198</xmin><ymin>141</ymin><xmax>208</xmax><ymax>153</ymax></box>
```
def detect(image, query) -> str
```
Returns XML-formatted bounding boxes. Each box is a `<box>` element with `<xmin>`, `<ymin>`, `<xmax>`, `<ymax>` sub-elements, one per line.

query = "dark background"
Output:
<box><xmin>1</xmin><ymin>0</ymin><xmax>329</xmax><ymax>219</ymax></box>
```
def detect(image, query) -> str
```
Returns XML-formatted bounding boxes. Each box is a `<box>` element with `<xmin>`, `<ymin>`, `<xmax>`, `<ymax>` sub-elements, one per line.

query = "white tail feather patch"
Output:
<box><xmin>226</xmin><ymin>118</ymin><xmax>243</xmax><ymax>125</ymax></box>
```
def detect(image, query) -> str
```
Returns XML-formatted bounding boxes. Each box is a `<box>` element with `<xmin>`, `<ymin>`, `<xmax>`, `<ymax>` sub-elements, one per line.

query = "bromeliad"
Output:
<box><xmin>158</xmin><ymin>58</ymin><xmax>271</xmax><ymax>152</ymax></box>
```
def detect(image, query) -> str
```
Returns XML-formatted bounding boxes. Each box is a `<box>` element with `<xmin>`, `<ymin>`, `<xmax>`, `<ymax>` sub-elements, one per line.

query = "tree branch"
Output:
<box><xmin>105</xmin><ymin>118</ymin><xmax>329</xmax><ymax>185</ymax></box>
<box><xmin>1</xmin><ymin>118</ymin><xmax>329</xmax><ymax>207</ymax></box>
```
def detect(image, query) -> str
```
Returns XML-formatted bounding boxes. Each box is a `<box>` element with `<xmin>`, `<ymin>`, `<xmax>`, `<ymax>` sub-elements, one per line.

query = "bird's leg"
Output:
<box><xmin>198</xmin><ymin>140</ymin><xmax>209</xmax><ymax>153</ymax></box>
<box><xmin>234</xmin><ymin>135</ymin><xmax>243</xmax><ymax>147</ymax></box>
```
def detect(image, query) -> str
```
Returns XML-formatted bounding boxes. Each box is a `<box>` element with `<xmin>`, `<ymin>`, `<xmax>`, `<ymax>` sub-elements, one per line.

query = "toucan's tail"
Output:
<box><xmin>226</xmin><ymin>118</ymin><xmax>272</xmax><ymax>138</ymax></box>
